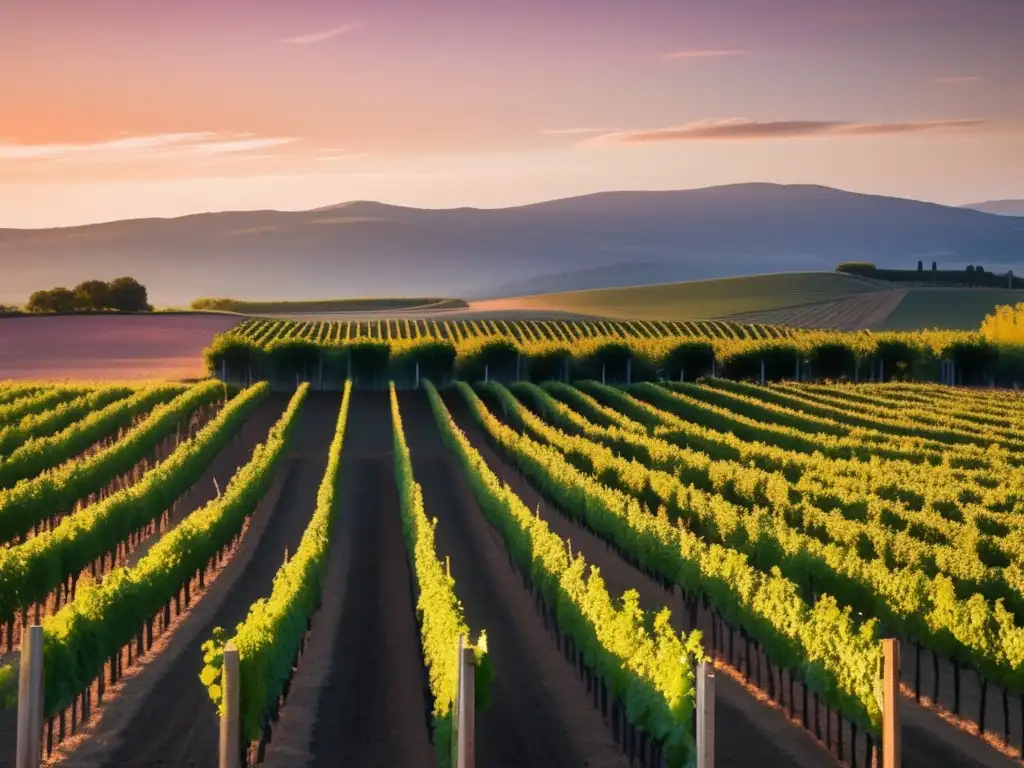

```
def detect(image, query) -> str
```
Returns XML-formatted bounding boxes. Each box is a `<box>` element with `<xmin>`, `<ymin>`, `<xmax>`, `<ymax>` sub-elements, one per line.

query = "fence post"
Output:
<box><xmin>711</xmin><ymin>358</ymin><xmax>716</xmax><ymax>378</ymax></box>
<box><xmin>451</xmin><ymin>635</ymin><xmax>476</xmax><ymax>768</ymax></box>
<box><xmin>458</xmin><ymin>637</ymin><xmax>476</xmax><ymax>768</ymax></box>
<box><xmin>415</xmin><ymin>361</ymin><xmax>420</xmax><ymax>389</ymax></box>
<box><xmin>760</xmin><ymin>358</ymin><xmax>766</xmax><ymax>385</ymax></box>
<box><xmin>883</xmin><ymin>638</ymin><xmax>900</xmax><ymax>768</ymax></box>
<box><xmin>16</xmin><ymin>625</ymin><xmax>44</xmax><ymax>768</ymax></box>
<box><xmin>697</xmin><ymin>660</ymin><xmax>715</xmax><ymax>768</ymax></box>
<box><xmin>220</xmin><ymin>358</ymin><xmax>227</xmax><ymax>384</ymax></box>
<box><xmin>219</xmin><ymin>643</ymin><xmax>240</xmax><ymax>768</ymax></box>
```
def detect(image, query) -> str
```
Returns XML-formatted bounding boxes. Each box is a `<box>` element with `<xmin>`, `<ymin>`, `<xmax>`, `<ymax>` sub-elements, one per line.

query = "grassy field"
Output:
<box><xmin>485</xmin><ymin>272</ymin><xmax>880</xmax><ymax>321</ymax></box>
<box><xmin>190</xmin><ymin>297</ymin><xmax>468</xmax><ymax>314</ymax></box>
<box><xmin>876</xmin><ymin>288</ymin><xmax>1023</xmax><ymax>331</ymax></box>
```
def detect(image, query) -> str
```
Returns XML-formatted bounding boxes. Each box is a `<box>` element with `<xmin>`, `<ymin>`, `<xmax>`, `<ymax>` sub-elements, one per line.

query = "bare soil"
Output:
<box><xmin>263</xmin><ymin>391</ymin><xmax>435</xmax><ymax>768</ymax></box>
<box><xmin>400</xmin><ymin>390</ymin><xmax>629</xmax><ymax>767</ymax></box>
<box><xmin>0</xmin><ymin>315</ymin><xmax>240</xmax><ymax>381</ymax></box>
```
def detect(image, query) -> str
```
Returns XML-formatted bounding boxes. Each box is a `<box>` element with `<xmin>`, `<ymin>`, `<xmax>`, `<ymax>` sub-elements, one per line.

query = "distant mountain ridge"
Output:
<box><xmin>2</xmin><ymin>183</ymin><xmax>1023</xmax><ymax>306</ymax></box>
<box><xmin>961</xmin><ymin>200</ymin><xmax>1024</xmax><ymax>217</ymax></box>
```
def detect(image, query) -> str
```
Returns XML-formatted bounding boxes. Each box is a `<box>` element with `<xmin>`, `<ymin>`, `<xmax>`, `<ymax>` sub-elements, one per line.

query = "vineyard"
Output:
<box><xmin>208</xmin><ymin>317</ymin><xmax>1014</xmax><ymax>391</ymax></box>
<box><xmin>1</xmin><ymin>371</ymin><xmax>1023</xmax><ymax>767</ymax></box>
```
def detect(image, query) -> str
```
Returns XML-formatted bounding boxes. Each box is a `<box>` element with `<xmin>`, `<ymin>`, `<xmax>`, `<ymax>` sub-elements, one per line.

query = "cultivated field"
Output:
<box><xmin>477</xmin><ymin>274</ymin><xmax>1024</xmax><ymax>332</ymax></box>
<box><xmin>476</xmin><ymin>272</ymin><xmax>883</xmax><ymax>322</ymax></box>
<box><xmin>0</xmin><ymin>315</ymin><xmax>241</xmax><ymax>381</ymax></box>
<box><xmin>1</xmin><ymin>370</ymin><xmax>1022</xmax><ymax>767</ymax></box>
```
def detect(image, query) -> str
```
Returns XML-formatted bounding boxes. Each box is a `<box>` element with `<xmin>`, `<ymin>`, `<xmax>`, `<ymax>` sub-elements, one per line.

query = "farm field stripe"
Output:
<box><xmin>0</xmin><ymin>380</ymin><xmax>225</xmax><ymax>546</ymax></box>
<box><xmin>426</xmin><ymin>380</ymin><xmax>704</xmax><ymax>766</ymax></box>
<box><xmin>0</xmin><ymin>384</ymin><xmax>184</xmax><ymax>490</ymax></box>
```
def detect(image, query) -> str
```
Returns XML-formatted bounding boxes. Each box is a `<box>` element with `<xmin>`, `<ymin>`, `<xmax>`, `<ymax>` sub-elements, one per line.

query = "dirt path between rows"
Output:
<box><xmin>400</xmin><ymin>390</ymin><xmax>629</xmax><ymax>768</ymax></box>
<box><xmin>263</xmin><ymin>391</ymin><xmax>434</xmax><ymax>768</ymax></box>
<box><xmin>40</xmin><ymin>394</ymin><xmax>339</xmax><ymax>768</ymax></box>
<box><xmin>447</xmin><ymin>389</ymin><xmax>1020</xmax><ymax>768</ymax></box>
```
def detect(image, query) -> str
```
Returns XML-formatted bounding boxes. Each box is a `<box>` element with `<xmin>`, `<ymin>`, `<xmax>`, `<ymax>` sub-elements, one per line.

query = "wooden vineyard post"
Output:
<box><xmin>711</xmin><ymin>358</ymin><xmax>716</xmax><ymax>378</ymax></box>
<box><xmin>696</xmin><ymin>659</ymin><xmax>715</xmax><ymax>768</ymax></box>
<box><xmin>516</xmin><ymin>354</ymin><xmax>521</xmax><ymax>382</ymax></box>
<box><xmin>16</xmin><ymin>625</ymin><xmax>43</xmax><ymax>768</ymax></box>
<box><xmin>415</xmin><ymin>361</ymin><xmax>420</xmax><ymax>389</ymax></box>
<box><xmin>484</xmin><ymin>364</ymin><xmax>489</xmax><ymax>383</ymax></box>
<box><xmin>219</xmin><ymin>643</ymin><xmax>240</xmax><ymax>768</ymax></box>
<box><xmin>626</xmin><ymin>358</ymin><xmax>632</xmax><ymax>385</ymax></box>
<box><xmin>220</xmin><ymin>358</ymin><xmax>227</xmax><ymax>384</ymax></box>
<box><xmin>760</xmin><ymin>358</ymin><xmax>766</xmax><ymax>385</ymax></box>
<box><xmin>882</xmin><ymin>638</ymin><xmax>900</xmax><ymax>768</ymax></box>
<box><xmin>451</xmin><ymin>634</ymin><xmax>476</xmax><ymax>768</ymax></box>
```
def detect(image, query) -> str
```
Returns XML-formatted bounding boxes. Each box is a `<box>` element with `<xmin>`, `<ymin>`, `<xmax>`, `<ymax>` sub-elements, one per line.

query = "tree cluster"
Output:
<box><xmin>26</xmin><ymin>277</ymin><xmax>152</xmax><ymax>314</ymax></box>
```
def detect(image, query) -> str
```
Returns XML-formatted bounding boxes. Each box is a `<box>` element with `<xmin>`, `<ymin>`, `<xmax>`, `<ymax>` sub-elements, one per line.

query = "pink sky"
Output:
<box><xmin>1</xmin><ymin>0</ymin><xmax>1022</xmax><ymax>228</ymax></box>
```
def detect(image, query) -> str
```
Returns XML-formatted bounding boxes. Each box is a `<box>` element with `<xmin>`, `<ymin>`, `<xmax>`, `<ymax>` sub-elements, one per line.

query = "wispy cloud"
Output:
<box><xmin>540</xmin><ymin>127</ymin><xmax>619</xmax><ymax>136</ymax></box>
<box><xmin>281</xmin><ymin>22</ymin><xmax>364</xmax><ymax>45</ymax></box>
<box><xmin>661</xmin><ymin>49</ymin><xmax>746</xmax><ymax>59</ymax></box>
<box><xmin>933</xmin><ymin>76</ymin><xmax>980</xmax><ymax>84</ymax></box>
<box><xmin>318</xmin><ymin>152</ymin><xmax>370</xmax><ymax>161</ymax></box>
<box><xmin>0</xmin><ymin>132</ymin><xmax>299</xmax><ymax>162</ymax></box>
<box><xmin>587</xmin><ymin>118</ymin><xmax>986</xmax><ymax>145</ymax></box>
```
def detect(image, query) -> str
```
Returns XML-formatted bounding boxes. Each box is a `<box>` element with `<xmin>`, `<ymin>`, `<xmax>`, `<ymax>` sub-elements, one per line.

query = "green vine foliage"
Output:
<box><xmin>200</xmin><ymin>382</ymin><xmax>349</xmax><ymax>742</ymax></box>
<box><xmin>389</xmin><ymin>383</ymin><xmax>490</xmax><ymax>767</ymax></box>
<box><xmin>425</xmin><ymin>380</ymin><xmax>704</xmax><ymax>766</ymax></box>
<box><xmin>0</xmin><ymin>384</ymin><xmax>308</xmax><ymax>717</ymax></box>
<box><xmin>0</xmin><ymin>382</ymin><xmax>269</xmax><ymax>627</ymax></box>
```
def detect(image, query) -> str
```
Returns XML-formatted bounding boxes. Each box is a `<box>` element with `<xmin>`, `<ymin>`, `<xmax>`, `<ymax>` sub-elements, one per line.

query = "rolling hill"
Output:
<box><xmin>3</xmin><ymin>183</ymin><xmax>1024</xmax><ymax>306</ymax></box>
<box><xmin>961</xmin><ymin>200</ymin><xmax>1024</xmax><ymax>216</ymax></box>
<box><xmin>479</xmin><ymin>273</ymin><xmax>1024</xmax><ymax>331</ymax></box>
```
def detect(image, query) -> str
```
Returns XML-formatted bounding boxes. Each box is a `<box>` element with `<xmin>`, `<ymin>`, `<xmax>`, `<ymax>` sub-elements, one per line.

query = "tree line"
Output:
<box><xmin>26</xmin><ymin>277</ymin><xmax>151</xmax><ymax>314</ymax></box>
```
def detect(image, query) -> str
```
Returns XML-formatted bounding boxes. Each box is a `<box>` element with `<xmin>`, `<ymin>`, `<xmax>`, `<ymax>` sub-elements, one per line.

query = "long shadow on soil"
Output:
<box><xmin>305</xmin><ymin>391</ymin><xmax>434</xmax><ymax>768</ymax></box>
<box><xmin>401</xmin><ymin>390</ymin><xmax>628</xmax><ymax>768</ymax></box>
<box><xmin>103</xmin><ymin>393</ymin><xmax>339</xmax><ymax>767</ymax></box>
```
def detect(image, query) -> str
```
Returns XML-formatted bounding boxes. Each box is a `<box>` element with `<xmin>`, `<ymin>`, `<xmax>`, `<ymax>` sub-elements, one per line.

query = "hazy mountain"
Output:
<box><xmin>2</xmin><ymin>183</ymin><xmax>1023</xmax><ymax>306</ymax></box>
<box><xmin>961</xmin><ymin>200</ymin><xmax>1024</xmax><ymax>217</ymax></box>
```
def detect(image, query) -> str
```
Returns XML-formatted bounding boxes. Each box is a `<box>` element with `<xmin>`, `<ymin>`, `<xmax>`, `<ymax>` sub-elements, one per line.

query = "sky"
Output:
<box><xmin>1</xmin><ymin>0</ymin><xmax>1022</xmax><ymax>228</ymax></box>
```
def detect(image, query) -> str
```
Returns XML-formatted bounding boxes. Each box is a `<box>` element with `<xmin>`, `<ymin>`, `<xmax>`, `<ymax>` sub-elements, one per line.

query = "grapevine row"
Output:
<box><xmin>201</xmin><ymin>383</ymin><xmax>349</xmax><ymax>751</ymax></box>
<box><xmin>427</xmin><ymin>380</ymin><xmax>709</xmax><ymax>765</ymax></box>
<box><xmin>451</xmin><ymin>380</ymin><xmax>882</xmax><ymax>732</ymax></box>
<box><xmin>0</xmin><ymin>382</ymin><xmax>269</xmax><ymax>628</ymax></box>
<box><xmin>0</xmin><ymin>381</ymin><xmax>225</xmax><ymax>546</ymax></box>
<box><xmin>3</xmin><ymin>384</ymin><xmax>306</xmax><ymax>721</ymax></box>
<box><xmin>0</xmin><ymin>384</ymin><xmax>185</xmax><ymax>490</ymax></box>
<box><xmin>390</xmin><ymin>383</ymin><xmax>489</xmax><ymax>767</ymax></box>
